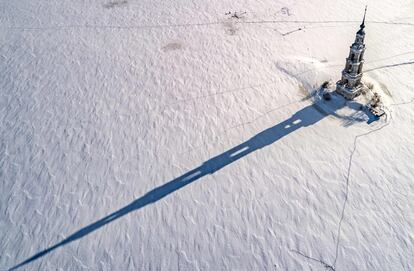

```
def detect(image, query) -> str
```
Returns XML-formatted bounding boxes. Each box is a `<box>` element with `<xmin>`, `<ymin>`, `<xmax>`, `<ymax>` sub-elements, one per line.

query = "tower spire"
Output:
<box><xmin>360</xmin><ymin>5</ymin><xmax>367</xmax><ymax>29</ymax></box>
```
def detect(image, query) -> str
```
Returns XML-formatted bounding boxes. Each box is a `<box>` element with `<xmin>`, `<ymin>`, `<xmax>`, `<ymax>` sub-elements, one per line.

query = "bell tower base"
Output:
<box><xmin>336</xmin><ymin>81</ymin><xmax>364</xmax><ymax>100</ymax></box>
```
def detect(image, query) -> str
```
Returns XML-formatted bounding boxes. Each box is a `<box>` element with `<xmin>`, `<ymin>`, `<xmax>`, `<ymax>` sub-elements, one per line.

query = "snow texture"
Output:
<box><xmin>1</xmin><ymin>0</ymin><xmax>414</xmax><ymax>270</ymax></box>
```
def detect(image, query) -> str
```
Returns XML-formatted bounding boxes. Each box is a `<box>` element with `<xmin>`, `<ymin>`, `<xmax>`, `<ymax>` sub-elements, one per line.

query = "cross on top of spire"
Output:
<box><xmin>360</xmin><ymin>6</ymin><xmax>367</xmax><ymax>29</ymax></box>
<box><xmin>357</xmin><ymin>6</ymin><xmax>367</xmax><ymax>36</ymax></box>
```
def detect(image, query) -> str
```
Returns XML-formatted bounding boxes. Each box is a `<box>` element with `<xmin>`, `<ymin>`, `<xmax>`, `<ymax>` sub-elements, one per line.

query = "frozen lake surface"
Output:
<box><xmin>1</xmin><ymin>0</ymin><xmax>414</xmax><ymax>270</ymax></box>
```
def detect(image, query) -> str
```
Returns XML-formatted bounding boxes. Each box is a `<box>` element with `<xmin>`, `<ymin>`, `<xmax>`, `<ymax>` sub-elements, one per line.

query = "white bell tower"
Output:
<box><xmin>336</xmin><ymin>6</ymin><xmax>368</xmax><ymax>100</ymax></box>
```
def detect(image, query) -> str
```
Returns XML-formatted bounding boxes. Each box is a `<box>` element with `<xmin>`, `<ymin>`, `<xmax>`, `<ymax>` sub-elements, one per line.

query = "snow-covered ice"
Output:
<box><xmin>1</xmin><ymin>0</ymin><xmax>414</xmax><ymax>270</ymax></box>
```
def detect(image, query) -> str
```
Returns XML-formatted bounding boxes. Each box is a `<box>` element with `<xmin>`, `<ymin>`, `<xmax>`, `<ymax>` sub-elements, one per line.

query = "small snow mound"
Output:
<box><xmin>276</xmin><ymin>57</ymin><xmax>336</xmax><ymax>95</ymax></box>
<box><xmin>362</xmin><ymin>75</ymin><xmax>392</xmax><ymax>106</ymax></box>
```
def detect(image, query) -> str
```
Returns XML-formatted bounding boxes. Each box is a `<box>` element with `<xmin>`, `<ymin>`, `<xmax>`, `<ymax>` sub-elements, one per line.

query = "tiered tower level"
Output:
<box><xmin>336</xmin><ymin>7</ymin><xmax>367</xmax><ymax>100</ymax></box>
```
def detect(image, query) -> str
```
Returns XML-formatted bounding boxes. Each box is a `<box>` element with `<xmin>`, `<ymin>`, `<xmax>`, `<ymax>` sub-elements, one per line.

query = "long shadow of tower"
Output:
<box><xmin>9</xmin><ymin>99</ymin><xmax>345</xmax><ymax>271</ymax></box>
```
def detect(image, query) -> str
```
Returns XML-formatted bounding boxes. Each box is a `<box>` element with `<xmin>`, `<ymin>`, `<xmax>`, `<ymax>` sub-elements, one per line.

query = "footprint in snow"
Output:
<box><xmin>103</xmin><ymin>0</ymin><xmax>128</xmax><ymax>9</ymax></box>
<box><xmin>162</xmin><ymin>42</ymin><xmax>183</xmax><ymax>52</ymax></box>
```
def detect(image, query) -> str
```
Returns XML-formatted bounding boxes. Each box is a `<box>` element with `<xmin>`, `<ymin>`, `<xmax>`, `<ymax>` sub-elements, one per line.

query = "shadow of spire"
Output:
<box><xmin>8</xmin><ymin>100</ymin><xmax>343</xmax><ymax>271</ymax></box>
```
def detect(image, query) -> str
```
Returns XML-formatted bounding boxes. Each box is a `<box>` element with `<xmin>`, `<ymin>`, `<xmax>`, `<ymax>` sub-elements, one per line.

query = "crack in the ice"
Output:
<box><xmin>177</xmin><ymin>98</ymin><xmax>305</xmax><ymax>157</ymax></box>
<box><xmin>293</xmin><ymin>112</ymin><xmax>393</xmax><ymax>270</ymax></box>
<box><xmin>291</xmin><ymin>249</ymin><xmax>335</xmax><ymax>271</ymax></box>
<box><xmin>240</xmin><ymin>19</ymin><xmax>414</xmax><ymax>27</ymax></box>
<box><xmin>299</xmin><ymin>97</ymin><xmax>413</xmax><ymax>270</ymax></box>
<box><xmin>144</xmin><ymin>81</ymin><xmax>281</xmax><ymax>143</ymax></box>
<box><xmin>332</xmin><ymin>118</ymin><xmax>391</xmax><ymax>268</ymax></box>
<box><xmin>160</xmin><ymin>80</ymin><xmax>280</xmax><ymax>114</ymax></box>
<box><xmin>227</xmin><ymin>98</ymin><xmax>305</xmax><ymax>130</ymax></box>
<box><xmin>4</xmin><ymin>19</ymin><xmax>414</xmax><ymax>31</ymax></box>
<box><xmin>390</xmin><ymin>97</ymin><xmax>414</xmax><ymax>107</ymax></box>
<box><xmin>365</xmin><ymin>60</ymin><xmax>414</xmax><ymax>72</ymax></box>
